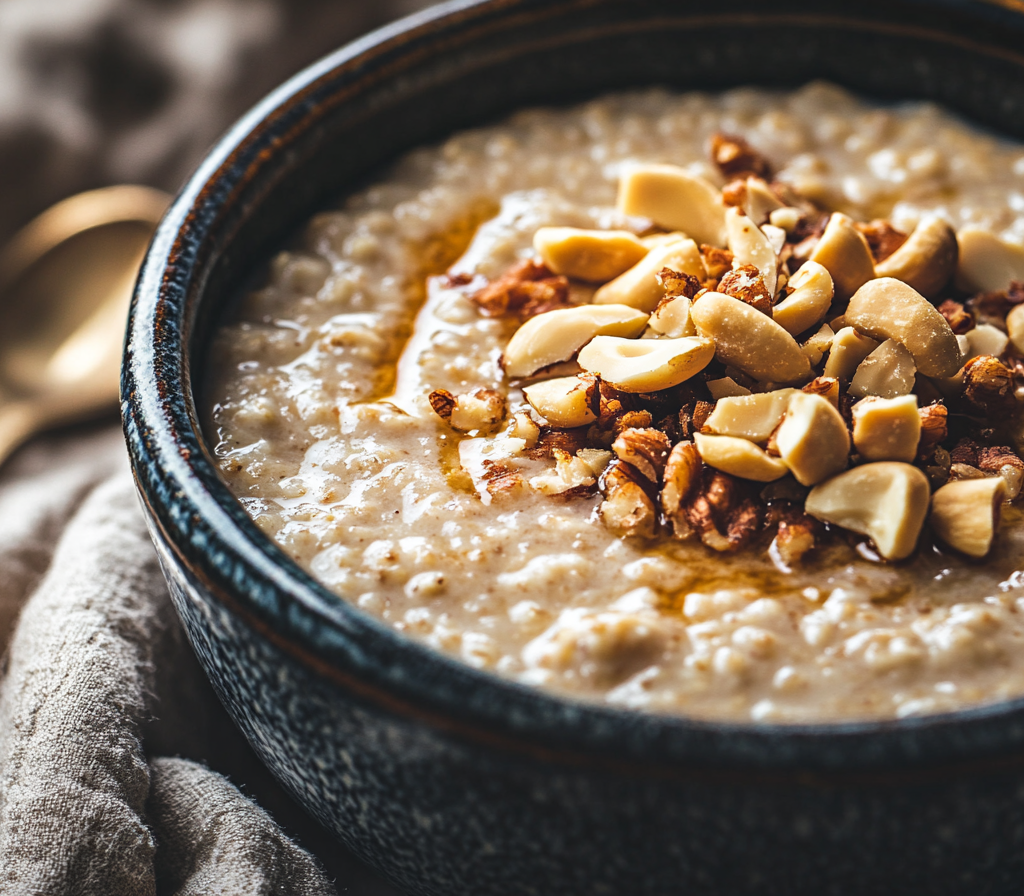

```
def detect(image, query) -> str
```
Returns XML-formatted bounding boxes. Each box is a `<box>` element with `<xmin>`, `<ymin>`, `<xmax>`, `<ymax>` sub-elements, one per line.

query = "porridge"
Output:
<box><xmin>204</xmin><ymin>82</ymin><xmax>1024</xmax><ymax>723</ymax></box>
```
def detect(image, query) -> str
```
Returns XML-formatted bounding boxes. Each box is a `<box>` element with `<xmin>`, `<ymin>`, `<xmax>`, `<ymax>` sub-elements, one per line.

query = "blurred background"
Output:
<box><xmin>0</xmin><ymin>0</ymin><xmax>438</xmax><ymax>246</ymax></box>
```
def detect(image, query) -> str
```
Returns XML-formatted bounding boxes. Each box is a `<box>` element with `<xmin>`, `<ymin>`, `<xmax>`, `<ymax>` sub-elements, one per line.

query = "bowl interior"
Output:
<box><xmin>127</xmin><ymin>0</ymin><xmax>1024</xmax><ymax>774</ymax></box>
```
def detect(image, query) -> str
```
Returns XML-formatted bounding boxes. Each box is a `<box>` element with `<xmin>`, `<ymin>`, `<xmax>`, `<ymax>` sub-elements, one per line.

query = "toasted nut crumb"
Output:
<box><xmin>613</xmin><ymin>427</ymin><xmax>672</xmax><ymax>483</ymax></box>
<box><xmin>480</xmin><ymin>460</ymin><xmax>524</xmax><ymax>499</ymax></box>
<box><xmin>846</xmin><ymin>278</ymin><xmax>962</xmax><ymax>378</ymax></box>
<box><xmin>694</xmin><ymin>432</ymin><xmax>789</xmax><ymax>482</ymax></box>
<box><xmin>526</xmin><ymin>427</ymin><xmax>591</xmax><ymax>460</ymax></box>
<box><xmin>533</xmin><ymin>227</ymin><xmax>648</xmax><ymax>282</ymax></box>
<box><xmin>692</xmin><ymin>400</ymin><xmax>715</xmax><ymax>434</ymax></box>
<box><xmin>523</xmin><ymin>375</ymin><xmax>599</xmax><ymax>428</ymax></box>
<box><xmin>709</xmin><ymin>132</ymin><xmax>771</xmax><ymax>179</ymax></box>
<box><xmin>689</xmin><ymin>292</ymin><xmax>812</xmax><ymax>383</ymax></box>
<box><xmin>809</xmin><ymin>212</ymin><xmax>876</xmax><ymax>300</ymax></box>
<box><xmin>658</xmin><ymin>267</ymin><xmax>702</xmax><ymax>299</ymax></box>
<box><xmin>703</xmin><ymin>389</ymin><xmax>796</xmax><ymax>442</ymax></box>
<box><xmin>725</xmin><ymin>207</ymin><xmax>778</xmax><ymax>296</ymax></box>
<box><xmin>872</xmin><ymin>216</ymin><xmax>958</xmax><ymax>299</ymax></box>
<box><xmin>802</xmin><ymin>376</ymin><xmax>840</xmax><ymax>408</ymax></box>
<box><xmin>823</xmin><ymin>326</ymin><xmax>880</xmax><ymax>380</ymax></box>
<box><xmin>805</xmin><ymin>462</ymin><xmax>930</xmax><ymax>560</ymax></box>
<box><xmin>594</xmin><ymin>239</ymin><xmax>707</xmax><ymax>312</ymax></box>
<box><xmin>599</xmin><ymin>461</ymin><xmax>657</xmax><ymax>538</ymax></box>
<box><xmin>772</xmin><ymin>261</ymin><xmax>835</xmax><ymax>336</ymax></box>
<box><xmin>977</xmin><ymin>446</ymin><xmax>1024</xmax><ymax>476</ymax></box>
<box><xmin>470</xmin><ymin>258</ymin><xmax>570</xmax><ymax>318</ymax></box>
<box><xmin>611</xmin><ymin>409</ymin><xmax>654</xmax><ymax>435</ymax></box>
<box><xmin>717</xmin><ymin>264</ymin><xmax>773</xmax><ymax>315</ymax></box>
<box><xmin>618</xmin><ymin>164</ymin><xmax>727</xmax><ymax>247</ymax></box>
<box><xmin>937</xmin><ymin>299</ymin><xmax>974</xmax><ymax>335</ymax></box>
<box><xmin>503</xmin><ymin>304</ymin><xmax>650</xmax><ymax>378</ymax></box>
<box><xmin>578</xmin><ymin>335</ymin><xmax>715</xmax><ymax>393</ymax></box>
<box><xmin>963</xmin><ymin>355</ymin><xmax>1016</xmax><ymax>415</ymax></box>
<box><xmin>429</xmin><ymin>388</ymin><xmax>456</xmax><ymax>421</ymax></box>
<box><xmin>772</xmin><ymin>519</ymin><xmax>817</xmax><ymax>567</ymax></box>
<box><xmin>856</xmin><ymin>219</ymin><xmax>909</xmax><ymax>263</ymax></box>
<box><xmin>917</xmin><ymin>403</ymin><xmax>948</xmax><ymax>456</ymax></box>
<box><xmin>661</xmin><ymin>441</ymin><xmax>702</xmax><ymax>537</ymax></box>
<box><xmin>509</xmin><ymin>412</ymin><xmax>540</xmax><ymax>448</ymax></box>
<box><xmin>930</xmin><ymin>476</ymin><xmax>1007</xmax><ymax>557</ymax></box>
<box><xmin>851</xmin><ymin>395</ymin><xmax>921</xmax><ymax>462</ymax></box>
<box><xmin>721</xmin><ymin>179</ymin><xmax>747</xmax><ymax>208</ymax></box>
<box><xmin>699</xmin><ymin>244</ymin><xmax>734</xmax><ymax>282</ymax></box>
<box><xmin>775</xmin><ymin>393</ymin><xmax>850</xmax><ymax>485</ymax></box>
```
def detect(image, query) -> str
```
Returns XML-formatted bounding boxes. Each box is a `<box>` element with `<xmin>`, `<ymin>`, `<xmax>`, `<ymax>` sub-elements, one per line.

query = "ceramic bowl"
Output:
<box><xmin>122</xmin><ymin>1</ymin><xmax>1024</xmax><ymax>893</ymax></box>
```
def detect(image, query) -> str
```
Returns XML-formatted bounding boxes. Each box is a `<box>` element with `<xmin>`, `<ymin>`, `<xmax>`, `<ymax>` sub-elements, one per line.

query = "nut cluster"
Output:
<box><xmin>431</xmin><ymin>133</ymin><xmax>1024</xmax><ymax>565</ymax></box>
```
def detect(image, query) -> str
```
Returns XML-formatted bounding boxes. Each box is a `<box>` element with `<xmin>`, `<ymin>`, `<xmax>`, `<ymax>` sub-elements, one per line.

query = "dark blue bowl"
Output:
<box><xmin>122</xmin><ymin>1</ymin><xmax>1024</xmax><ymax>893</ymax></box>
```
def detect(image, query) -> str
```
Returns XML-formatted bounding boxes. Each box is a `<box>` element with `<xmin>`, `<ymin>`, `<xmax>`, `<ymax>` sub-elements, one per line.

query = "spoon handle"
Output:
<box><xmin>0</xmin><ymin>400</ymin><xmax>41</xmax><ymax>469</ymax></box>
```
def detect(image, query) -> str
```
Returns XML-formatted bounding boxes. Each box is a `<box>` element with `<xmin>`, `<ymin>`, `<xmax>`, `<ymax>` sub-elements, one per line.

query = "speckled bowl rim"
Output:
<box><xmin>123</xmin><ymin>0</ymin><xmax>1024</xmax><ymax>780</ymax></box>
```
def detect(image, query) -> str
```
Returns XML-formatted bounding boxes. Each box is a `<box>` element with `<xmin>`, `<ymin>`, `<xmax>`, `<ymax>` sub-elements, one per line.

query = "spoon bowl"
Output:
<box><xmin>0</xmin><ymin>185</ymin><xmax>169</xmax><ymax>463</ymax></box>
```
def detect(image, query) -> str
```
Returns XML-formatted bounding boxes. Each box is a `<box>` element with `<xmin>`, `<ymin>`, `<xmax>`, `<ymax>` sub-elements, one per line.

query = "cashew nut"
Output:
<box><xmin>873</xmin><ymin>216</ymin><xmax>958</xmax><ymax>299</ymax></box>
<box><xmin>845</xmin><ymin>278</ymin><xmax>962</xmax><ymax>377</ymax></box>
<box><xmin>594</xmin><ymin>238</ymin><xmax>705</xmax><ymax>312</ymax></box>
<box><xmin>1007</xmin><ymin>304</ymin><xmax>1024</xmax><ymax>354</ymax></box>
<box><xmin>577</xmin><ymin>335</ymin><xmax>715</xmax><ymax>392</ymax></box>
<box><xmin>772</xmin><ymin>261</ymin><xmax>835</xmax><ymax>336</ymax></box>
<box><xmin>703</xmin><ymin>389</ymin><xmax>797</xmax><ymax>443</ymax></box>
<box><xmin>808</xmin><ymin>212</ymin><xmax>876</xmax><ymax>300</ymax></box>
<box><xmin>503</xmin><ymin>304</ymin><xmax>649</xmax><ymax>378</ymax></box>
<box><xmin>774</xmin><ymin>393</ymin><xmax>850</xmax><ymax>486</ymax></box>
<box><xmin>689</xmin><ymin>291</ymin><xmax>812</xmax><ymax>383</ymax></box>
<box><xmin>726</xmin><ymin>207</ymin><xmax>778</xmax><ymax>296</ymax></box>
<box><xmin>851</xmin><ymin>395</ymin><xmax>921</xmax><ymax>462</ymax></box>
<box><xmin>617</xmin><ymin>164</ymin><xmax>728</xmax><ymax>247</ymax></box>
<box><xmin>962</xmin><ymin>323</ymin><xmax>1009</xmax><ymax>362</ymax></box>
<box><xmin>648</xmin><ymin>295</ymin><xmax>696</xmax><ymax>338</ymax></box>
<box><xmin>532</xmin><ymin>227</ymin><xmax>648</xmax><ymax>283</ymax></box>
<box><xmin>523</xmin><ymin>376</ymin><xmax>598</xmax><ymax>428</ymax></box>
<box><xmin>954</xmin><ymin>226</ymin><xmax>1024</xmax><ymax>293</ymax></box>
<box><xmin>743</xmin><ymin>177</ymin><xmax>785</xmax><ymax>225</ymax></box>
<box><xmin>706</xmin><ymin>376</ymin><xmax>752</xmax><ymax>400</ymax></box>
<box><xmin>930</xmin><ymin>476</ymin><xmax>1007</xmax><ymax>558</ymax></box>
<box><xmin>802</xmin><ymin>323</ymin><xmax>835</xmax><ymax>367</ymax></box>
<box><xmin>822</xmin><ymin>326</ymin><xmax>879</xmax><ymax>380</ymax></box>
<box><xmin>693</xmin><ymin>432</ymin><xmax>789</xmax><ymax>482</ymax></box>
<box><xmin>805</xmin><ymin>462</ymin><xmax>930</xmax><ymax>560</ymax></box>
<box><xmin>849</xmin><ymin>339</ymin><xmax>917</xmax><ymax>399</ymax></box>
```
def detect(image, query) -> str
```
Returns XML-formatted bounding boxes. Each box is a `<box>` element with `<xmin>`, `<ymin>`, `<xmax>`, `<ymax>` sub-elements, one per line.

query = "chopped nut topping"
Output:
<box><xmin>720</xmin><ymin>179</ymin><xmax>748</xmax><ymax>208</ymax></box>
<box><xmin>480</xmin><ymin>460</ymin><xmax>523</xmax><ymax>499</ymax></box>
<box><xmin>977</xmin><ymin>446</ymin><xmax>1024</xmax><ymax>475</ymax></box>
<box><xmin>717</xmin><ymin>264</ymin><xmax>773</xmax><ymax>315</ymax></box>
<box><xmin>709</xmin><ymin>132</ymin><xmax>771</xmax><ymax>180</ymax></box>
<box><xmin>965</xmin><ymin>280</ymin><xmax>1024</xmax><ymax>330</ymax></box>
<box><xmin>525</xmin><ymin>427</ymin><xmax>591</xmax><ymax>460</ymax></box>
<box><xmin>612</xmin><ymin>409</ymin><xmax>654</xmax><ymax>435</ymax></box>
<box><xmin>917</xmin><ymin>403</ymin><xmax>948</xmax><ymax>456</ymax></box>
<box><xmin>856</xmin><ymin>219</ymin><xmax>909</xmax><ymax>262</ymax></box>
<box><xmin>428</xmin><ymin>388</ymin><xmax>456</xmax><ymax>421</ymax></box>
<box><xmin>699</xmin><ymin>244</ymin><xmax>734</xmax><ymax>283</ymax></box>
<box><xmin>470</xmin><ymin>258</ymin><xmax>570</xmax><ymax>318</ymax></box>
<box><xmin>657</xmin><ymin>267</ymin><xmax>701</xmax><ymax>300</ymax></box>
<box><xmin>599</xmin><ymin>461</ymin><xmax>657</xmax><ymax>538</ymax></box>
<box><xmin>962</xmin><ymin>355</ymin><xmax>1016</xmax><ymax>416</ymax></box>
<box><xmin>612</xmin><ymin>427</ymin><xmax>672</xmax><ymax>483</ymax></box>
<box><xmin>661</xmin><ymin>441</ymin><xmax>702</xmax><ymax>537</ymax></box>
<box><xmin>937</xmin><ymin>299</ymin><xmax>974</xmax><ymax>335</ymax></box>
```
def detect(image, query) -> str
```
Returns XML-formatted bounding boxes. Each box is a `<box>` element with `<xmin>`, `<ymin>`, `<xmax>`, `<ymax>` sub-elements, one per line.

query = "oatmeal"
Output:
<box><xmin>204</xmin><ymin>82</ymin><xmax>1024</xmax><ymax>722</ymax></box>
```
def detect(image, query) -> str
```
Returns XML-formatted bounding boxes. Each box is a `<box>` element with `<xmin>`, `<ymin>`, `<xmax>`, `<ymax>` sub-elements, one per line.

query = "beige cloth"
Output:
<box><xmin>0</xmin><ymin>426</ymin><xmax>390</xmax><ymax>895</ymax></box>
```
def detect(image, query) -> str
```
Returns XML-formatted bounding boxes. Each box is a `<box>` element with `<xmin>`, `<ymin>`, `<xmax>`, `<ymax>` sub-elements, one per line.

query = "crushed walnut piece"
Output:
<box><xmin>963</xmin><ymin>356</ymin><xmax>1016</xmax><ymax>416</ymax></box>
<box><xmin>856</xmin><ymin>219</ymin><xmax>909</xmax><ymax>263</ymax></box>
<box><xmin>717</xmin><ymin>264</ymin><xmax>773</xmax><ymax>315</ymax></box>
<box><xmin>709</xmin><ymin>133</ymin><xmax>771</xmax><ymax>180</ymax></box>
<box><xmin>657</xmin><ymin>267</ymin><xmax>701</xmax><ymax>299</ymax></box>
<box><xmin>612</xmin><ymin>427</ymin><xmax>672</xmax><ymax>483</ymax></box>
<box><xmin>937</xmin><ymin>299</ymin><xmax>974</xmax><ymax>334</ymax></box>
<box><xmin>469</xmin><ymin>258</ymin><xmax>571</xmax><ymax>318</ymax></box>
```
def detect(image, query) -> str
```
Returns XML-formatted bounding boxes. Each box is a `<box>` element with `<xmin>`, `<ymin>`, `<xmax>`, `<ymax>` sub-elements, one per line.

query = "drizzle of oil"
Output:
<box><xmin>437</xmin><ymin>431</ymin><xmax>475</xmax><ymax>494</ymax></box>
<box><xmin>366</xmin><ymin>197</ymin><xmax>499</xmax><ymax>402</ymax></box>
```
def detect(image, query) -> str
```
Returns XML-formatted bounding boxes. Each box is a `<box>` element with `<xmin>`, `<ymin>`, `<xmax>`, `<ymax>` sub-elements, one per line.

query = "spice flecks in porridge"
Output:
<box><xmin>205</xmin><ymin>83</ymin><xmax>1024</xmax><ymax>722</ymax></box>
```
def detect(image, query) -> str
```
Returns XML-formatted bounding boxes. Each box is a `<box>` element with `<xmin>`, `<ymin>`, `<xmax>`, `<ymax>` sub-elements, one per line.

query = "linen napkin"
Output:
<box><xmin>0</xmin><ymin>423</ymin><xmax>397</xmax><ymax>895</ymax></box>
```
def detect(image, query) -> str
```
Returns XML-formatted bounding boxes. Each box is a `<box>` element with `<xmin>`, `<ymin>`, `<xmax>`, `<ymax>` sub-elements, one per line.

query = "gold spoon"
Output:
<box><xmin>0</xmin><ymin>185</ymin><xmax>170</xmax><ymax>466</ymax></box>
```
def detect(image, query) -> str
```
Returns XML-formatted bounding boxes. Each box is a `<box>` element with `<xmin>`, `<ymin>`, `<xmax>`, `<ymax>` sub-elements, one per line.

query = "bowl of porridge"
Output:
<box><xmin>123</xmin><ymin>0</ymin><xmax>1024</xmax><ymax>892</ymax></box>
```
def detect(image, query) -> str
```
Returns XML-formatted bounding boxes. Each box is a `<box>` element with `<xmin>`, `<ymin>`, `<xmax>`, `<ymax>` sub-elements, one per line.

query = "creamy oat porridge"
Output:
<box><xmin>204</xmin><ymin>82</ymin><xmax>1024</xmax><ymax>723</ymax></box>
